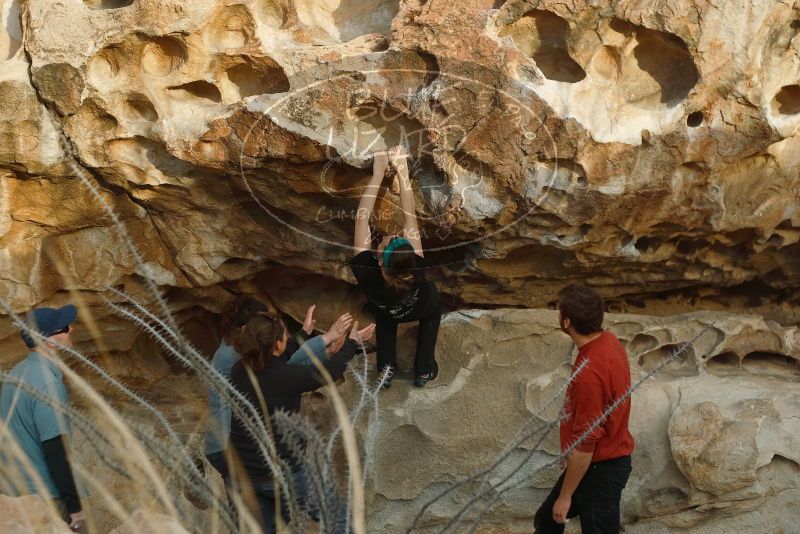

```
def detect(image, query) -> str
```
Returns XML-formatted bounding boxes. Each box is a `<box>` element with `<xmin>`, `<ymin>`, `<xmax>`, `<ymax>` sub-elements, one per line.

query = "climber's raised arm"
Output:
<box><xmin>353</xmin><ymin>151</ymin><xmax>389</xmax><ymax>254</ymax></box>
<box><xmin>389</xmin><ymin>147</ymin><xmax>423</xmax><ymax>257</ymax></box>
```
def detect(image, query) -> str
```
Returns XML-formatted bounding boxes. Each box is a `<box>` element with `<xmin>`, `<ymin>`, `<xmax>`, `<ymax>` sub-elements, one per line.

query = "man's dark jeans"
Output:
<box><xmin>534</xmin><ymin>455</ymin><xmax>632</xmax><ymax>534</ymax></box>
<box><xmin>252</xmin><ymin>469</ymin><xmax>348</xmax><ymax>534</ymax></box>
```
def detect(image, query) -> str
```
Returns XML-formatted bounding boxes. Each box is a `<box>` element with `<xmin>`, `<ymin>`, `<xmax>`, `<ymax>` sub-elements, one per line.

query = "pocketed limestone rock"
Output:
<box><xmin>0</xmin><ymin>495</ymin><xmax>73</xmax><ymax>534</ymax></box>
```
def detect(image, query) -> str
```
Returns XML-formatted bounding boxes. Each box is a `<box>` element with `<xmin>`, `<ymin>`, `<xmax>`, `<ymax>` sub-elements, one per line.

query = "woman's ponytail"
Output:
<box><xmin>221</xmin><ymin>296</ymin><xmax>267</xmax><ymax>343</ymax></box>
<box><xmin>234</xmin><ymin>313</ymin><xmax>285</xmax><ymax>372</ymax></box>
<box><xmin>384</xmin><ymin>242</ymin><xmax>419</xmax><ymax>295</ymax></box>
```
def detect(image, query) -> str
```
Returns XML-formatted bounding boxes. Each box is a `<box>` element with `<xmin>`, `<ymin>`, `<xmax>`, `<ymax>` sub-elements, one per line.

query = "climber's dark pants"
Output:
<box><xmin>533</xmin><ymin>455</ymin><xmax>632</xmax><ymax>534</ymax></box>
<box><xmin>373</xmin><ymin>305</ymin><xmax>441</xmax><ymax>377</ymax></box>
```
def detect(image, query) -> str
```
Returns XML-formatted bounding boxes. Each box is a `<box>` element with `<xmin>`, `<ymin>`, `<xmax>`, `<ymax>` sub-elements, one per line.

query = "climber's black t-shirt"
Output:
<box><xmin>349</xmin><ymin>251</ymin><xmax>439</xmax><ymax>321</ymax></box>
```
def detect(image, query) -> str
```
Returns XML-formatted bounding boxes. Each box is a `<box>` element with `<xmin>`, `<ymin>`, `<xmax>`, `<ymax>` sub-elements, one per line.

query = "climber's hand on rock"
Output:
<box><xmin>388</xmin><ymin>146</ymin><xmax>409</xmax><ymax>167</ymax></box>
<box><xmin>373</xmin><ymin>151</ymin><xmax>389</xmax><ymax>175</ymax></box>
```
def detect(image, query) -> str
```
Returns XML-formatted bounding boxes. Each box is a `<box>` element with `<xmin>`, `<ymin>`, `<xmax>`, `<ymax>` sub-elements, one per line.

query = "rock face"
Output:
<box><xmin>109</xmin><ymin>510</ymin><xmax>190</xmax><ymax>534</ymax></box>
<box><xmin>360</xmin><ymin>309</ymin><xmax>800</xmax><ymax>533</ymax></box>
<box><xmin>1</xmin><ymin>0</ymin><xmax>800</xmax><ymax>532</ymax></box>
<box><xmin>4</xmin><ymin>308</ymin><xmax>795</xmax><ymax>534</ymax></box>
<box><xmin>0</xmin><ymin>495</ymin><xmax>72</xmax><ymax>533</ymax></box>
<box><xmin>1</xmin><ymin>0</ymin><xmax>799</xmax><ymax>340</ymax></box>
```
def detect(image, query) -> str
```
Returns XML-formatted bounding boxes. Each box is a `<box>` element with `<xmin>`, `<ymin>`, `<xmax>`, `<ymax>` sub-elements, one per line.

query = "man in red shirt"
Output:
<box><xmin>534</xmin><ymin>285</ymin><xmax>635</xmax><ymax>534</ymax></box>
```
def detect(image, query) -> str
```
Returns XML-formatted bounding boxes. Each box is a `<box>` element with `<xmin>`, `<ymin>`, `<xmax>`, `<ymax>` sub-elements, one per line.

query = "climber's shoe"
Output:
<box><xmin>379</xmin><ymin>366</ymin><xmax>394</xmax><ymax>389</ymax></box>
<box><xmin>414</xmin><ymin>370</ymin><xmax>437</xmax><ymax>388</ymax></box>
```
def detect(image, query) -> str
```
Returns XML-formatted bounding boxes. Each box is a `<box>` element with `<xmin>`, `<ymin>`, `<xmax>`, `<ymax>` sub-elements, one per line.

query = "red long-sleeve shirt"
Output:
<box><xmin>560</xmin><ymin>331</ymin><xmax>635</xmax><ymax>462</ymax></box>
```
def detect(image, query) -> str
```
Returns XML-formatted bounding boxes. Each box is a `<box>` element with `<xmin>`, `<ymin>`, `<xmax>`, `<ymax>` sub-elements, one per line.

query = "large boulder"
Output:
<box><xmin>0</xmin><ymin>0</ymin><xmax>798</xmax><ymax>347</ymax></box>
<box><xmin>0</xmin><ymin>495</ymin><xmax>72</xmax><ymax>534</ymax></box>
<box><xmin>356</xmin><ymin>309</ymin><xmax>800</xmax><ymax>533</ymax></box>
<box><xmin>109</xmin><ymin>509</ymin><xmax>190</xmax><ymax>534</ymax></box>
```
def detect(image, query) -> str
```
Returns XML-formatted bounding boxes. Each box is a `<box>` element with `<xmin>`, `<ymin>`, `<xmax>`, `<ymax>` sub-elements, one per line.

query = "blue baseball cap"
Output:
<box><xmin>20</xmin><ymin>304</ymin><xmax>77</xmax><ymax>348</ymax></box>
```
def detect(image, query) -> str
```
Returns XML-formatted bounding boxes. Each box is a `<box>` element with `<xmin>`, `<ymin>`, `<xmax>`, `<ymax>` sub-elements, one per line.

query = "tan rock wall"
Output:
<box><xmin>360</xmin><ymin>309</ymin><xmax>800</xmax><ymax>533</ymax></box>
<box><xmin>0</xmin><ymin>0</ymin><xmax>798</xmax><ymax>333</ymax></box>
<box><xmin>1</xmin><ymin>0</ymin><xmax>799</xmax><ymax>531</ymax></box>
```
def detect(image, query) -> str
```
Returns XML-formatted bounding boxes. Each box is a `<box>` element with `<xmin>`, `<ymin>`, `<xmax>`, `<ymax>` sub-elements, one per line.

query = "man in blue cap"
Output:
<box><xmin>0</xmin><ymin>304</ymin><xmax>86</xmax><ymax>532</ymax></box>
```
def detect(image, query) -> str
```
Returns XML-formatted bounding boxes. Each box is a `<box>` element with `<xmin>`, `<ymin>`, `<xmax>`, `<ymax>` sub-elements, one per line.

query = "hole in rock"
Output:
<box><xmin>109</xmin><ymin>136</ymin><xmax>193</xmax><ymax>178</ymax></box>
<box><xmin>83</xmin><ymin>0</ymin><xmax>133</xmax><ymax>9</ymax></box>
<box><xmin>628</xmin><ymin>333</ymin><xmax>660</xmax><ymax>355</ymax></box>
<box><xmin>416</xmin><ymin>50</ymin><xmax>441</xmax><ymax>87</ymax></box>
<box><xmin>141</xmin><ymin>35</ymin><xmax>188</xmax><ymax>76</ymax></box>
<box><xmin>168</xmin><ymin>81</ymin><xmax>222</xmax><ymax>103</ymax></box>
<box><xmin>792</xmin><ymin>20</ymin><xmax>800</xmax><ymax>30</ymax></box>
<box><xmin>675</xmin><ymin>238</ymin><xmax>704</xmax><ymax>255</ymax></box>
<box><xmin>499</xmin><ymin>10</ymin><xmax>586</xmax><ymax>83</ymax></box>
<box><xmin>708</xmin><ymin>351</ymin><xmax>800</xmax><ymax>376</ymax></box>
<box><xmin>721</xmin><ymin>227</ymin><xmax>760</xmax><ymax>246</ymax></box>
<box><xmin>766</xmin><ymin>234</ymin><xmax>785</xmax><ymax>248</ymax></box>
<box><xmin>632</xmin><ymin>32</ymin><xmax>697</xmax><ymax>105</ymax></box>
<box><xmin>588</xmin><ymin>46</ymin><xmax>621</xmax><ymax>84</ymax></box>
<box><xmin>205</xmin><ymin>4</ymin><xmax>257</xmax><ymax>50</ymax></box>
<box><xmin>638</xmin><ymin>343</ymin><xmax>697</xmax><ymax>376</ymax></box>
<box><xmin>771</xmin><ymin>85</ymin><xmax>800</xmax><ymax>115</ymax></box>
<box><xmin>706</xmin><ymin>351</ymin><xmax>740</xmax><ymax>367</ymax></box>
<box><xmin>88</xmin><ymin>45</ymin><xmax>126</xmax><ymax>86</ymax></box>
<box><xmin>742</xmin><ymin>351</ymin><xmax>800</xmax><ymax>375</ymax></box>
<box><xmin>370</xmin><ymin>50</ymin><xmax>441</xmax><ymax>104</ymax></box>
<box><xmin>314</xmin><ymin>0</ymin><xmax>400</xmax><ymax>42</ymax></box>
<box><xmin>1</xmin><ymin>0</ymin><xmax>22</xmax><ymax>60</ymax></box>
<box><xmin>610</xmin><ymin>19</ymin><xmax>698</xmax><ymax>108</ymax></box>
<box><xmin>687</xmin><ymin>111</ymin><xmax>703</xmax><ymax>127</ymax></box>
<box><xmin>314</xmin><ymin>163</ymin><xmax>368</xmax><ymax>199</ymax></box>
<box><xmin>256</xmin><ymin>0</ymin><xmax>289</xmax><ymax>29</ymax></box>
<box><xmin>634</xmin><ymin>236</ymin><xmax>660</xmax><ymax>253</ymax></box>
<box><xmin>124</xmin><ymin>96</ymin><xmax>158</xmax><ymax>121</ymax></box>
<box><xmin>226</xmin><ymin>61</ymin><xmax>289</xmax><ymax>98</ymax></box>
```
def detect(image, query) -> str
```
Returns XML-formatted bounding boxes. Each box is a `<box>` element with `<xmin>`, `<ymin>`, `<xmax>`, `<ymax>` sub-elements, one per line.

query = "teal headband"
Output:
<box><xmin>383</xmin><ymin>237</ymin><xmax>411</xmax><ymax>268</ymax></box>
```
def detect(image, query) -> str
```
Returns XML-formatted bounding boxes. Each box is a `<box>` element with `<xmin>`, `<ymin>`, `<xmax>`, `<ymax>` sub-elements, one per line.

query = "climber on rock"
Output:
<box><xmin>533</xmin><ymin>285</ymin><xmax>635</xmax><ymax>534</ymax></box>
<box><xmin>227</xmin><ymin>310</ymin><xmax>375</xmax><ymax>533</ymax></box>
<box><xmin>0</xmin><ymin>304</ymin><xmax>87</xmax><ymax>533</ymax></box>
<box><xmin>349</xmin><ymin>146</ymin><xmax>442</xmax><ymax>389</ymax></box>
<box><xmin>204</xmin><ymin>296</ymin><xmax>353</xmax><ymax>479</ymax></box>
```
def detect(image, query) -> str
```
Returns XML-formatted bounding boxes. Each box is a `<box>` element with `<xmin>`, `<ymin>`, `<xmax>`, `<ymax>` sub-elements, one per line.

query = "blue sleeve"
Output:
<box><xmin>286</xmin><ymin>336</ymin><xmax>329</xmax><ymax>366</ymax></box>
<box><xmin>33</xmin><ymin>381</ymin><xmax>69</xmax><ymax>442</ymax></box>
